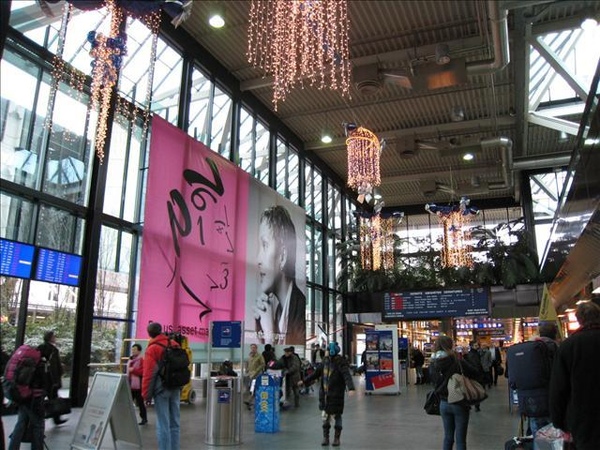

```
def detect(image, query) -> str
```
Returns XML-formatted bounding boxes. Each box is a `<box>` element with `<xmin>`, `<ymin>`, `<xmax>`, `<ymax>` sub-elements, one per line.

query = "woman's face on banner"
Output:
<box><xmin>258</xmin><ymin>221</ymin><xmax>281</xmax><ymax>294</ymax></box>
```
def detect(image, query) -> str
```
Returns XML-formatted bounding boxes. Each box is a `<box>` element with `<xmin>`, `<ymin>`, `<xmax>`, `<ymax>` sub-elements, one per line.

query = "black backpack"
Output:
<box><xmin>154</xmin><ymin>340</ymin><xmax>190</xmax><ymax>388</ymax></box>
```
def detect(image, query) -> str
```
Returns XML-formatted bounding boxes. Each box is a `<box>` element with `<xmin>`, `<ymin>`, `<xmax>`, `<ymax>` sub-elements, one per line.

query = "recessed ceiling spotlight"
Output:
<box><xmin>321</xmin><ymin>133</ymin><xmax>333</xmax><ymax>144</ymax></box>
<box><xmin>208</xmin><ymin>5</ymin><xmax>225</xmax><ymax>29</ymax></box>
<box><xmin>463</xmin><ymin>153</ymin><xmax>474</xmax><ymax>161</ymax></box>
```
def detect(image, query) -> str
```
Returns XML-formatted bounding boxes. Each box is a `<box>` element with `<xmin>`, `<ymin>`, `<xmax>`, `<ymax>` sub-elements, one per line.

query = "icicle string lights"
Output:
<box><xmin>359</xmin><ymin>214</ymin><xmax>395</xmax><ymax>271</ymax></box>
<box><xmin>247</xmin><ymin>0</ymin><xmax>351</xmax><ymax>110</ymax></box>
<box><xmin>425</xmin><ymin>197</ymin><xmax>479</xmax><ymax>268</ymax></box>
<box><xmin>86</xmin><ymin>0</ymin><xmax>126</xmax><ymax>163</ymax></box>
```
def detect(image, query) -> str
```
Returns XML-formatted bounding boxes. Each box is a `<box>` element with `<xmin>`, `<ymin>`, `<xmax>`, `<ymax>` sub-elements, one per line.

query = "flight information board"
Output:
<box><xmin>0</xmin><ymin>238</ymin><xmax>35</xmax><ymax>279</ymax></box>
<box><xmin>383</xmin><ymin>288</ymin><xmax>489</xmax><ymax>320</ymax></box>
<box><xmin>34</xmin><ymin>247</ymin><xmax>82</xmax><ymax>286</ymax></box>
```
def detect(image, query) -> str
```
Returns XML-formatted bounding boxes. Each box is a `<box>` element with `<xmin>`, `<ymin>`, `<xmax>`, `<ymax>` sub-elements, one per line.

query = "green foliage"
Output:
<box><xmin>336</xmin><ymin>220</ymin><xmax>551</xmax><ymax>293</ymax></box>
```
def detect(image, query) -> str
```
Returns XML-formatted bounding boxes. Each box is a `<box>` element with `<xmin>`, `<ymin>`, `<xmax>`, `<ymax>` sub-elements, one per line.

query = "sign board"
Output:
<box><xmin>365</xmin><ymin>327</ymin><xmax>401</xmax><ymax>394</ymax></box>
<box><xmin>383</xmin><ymin>288</ymin><xmax>489</xmax><ymax>320</ymax></box>
<box><xmin>71</xmin><ymin>373</ymin><xmax>142</xmax><ymax>450</ymax></box>
<box><xmin>0</xmin><ymin>238</ymin><xmax>35</xmax><ymax>279</ymax></box>
<box><xmin>211</xmin><ymin>321</ymin><xmax>242</xmax><ymax>348</ymax></box>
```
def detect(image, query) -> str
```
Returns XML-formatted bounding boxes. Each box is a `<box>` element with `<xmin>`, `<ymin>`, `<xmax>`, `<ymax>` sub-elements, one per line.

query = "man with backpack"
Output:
<box><xmin>37</xmin><ymin>330</ymin><xmax>66</xmax><ymax>425</ymax></box>
<box><xmin>142</xmin><ymin>322</ymin><xmax>189</xmax><ymax>450</ymax></box>
<box><xmin>5</xmin><ymin>343</ymin><xmax>50</xmax><ymax>450</ymax></box>
<box><xmin>507</xmin><ymin>322</ymin><xmax>559</xmax><ymax>435</ymax></box>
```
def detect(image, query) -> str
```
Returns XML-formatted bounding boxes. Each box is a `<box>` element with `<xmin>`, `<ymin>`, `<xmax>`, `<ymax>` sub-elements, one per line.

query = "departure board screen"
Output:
<box><xmin>0</xmin><ymin>238</ymin><xmax>35</xmax><ymax>279</ymax></box>
<box><xmin>34</xmin><ymin>247</ymin><xmax>82</xmax><ymax>286</ymax></box>
<box><xmin>383</xmin><ymin>288</ymin><xmax>489</xmax><ymax>320</ymax></box>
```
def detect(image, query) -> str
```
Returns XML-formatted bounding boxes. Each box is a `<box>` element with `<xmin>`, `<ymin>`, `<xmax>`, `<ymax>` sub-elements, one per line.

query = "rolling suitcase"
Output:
<box><xmin>505</xmin><ymin>415</ymin><xmax>533</xmax><ymax>450</ymax></box>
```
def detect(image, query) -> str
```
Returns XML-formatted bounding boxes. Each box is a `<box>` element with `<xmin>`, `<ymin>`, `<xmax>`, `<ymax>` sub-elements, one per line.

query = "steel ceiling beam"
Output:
<box><xmin>306</xmin><ymin>116</ymin><xmax>515</xmax><ymax>151</ymax></box>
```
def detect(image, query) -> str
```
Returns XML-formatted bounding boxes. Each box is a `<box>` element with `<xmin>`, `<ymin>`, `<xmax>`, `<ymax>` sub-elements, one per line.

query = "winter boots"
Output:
<box><xmin>332</xmin><ymin>427</ymin><xmax>342</xmax><ymax>446</ymax></box>
<box><xmin>322</xmin><ymin>425</ymin><xmax>330</xmax><ymax>446</ymax></box>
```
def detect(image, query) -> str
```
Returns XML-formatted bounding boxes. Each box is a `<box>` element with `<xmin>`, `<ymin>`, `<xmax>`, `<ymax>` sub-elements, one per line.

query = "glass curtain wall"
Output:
<box><xmin>2</xmin><ymin>1</ymin><xmax>352</xmax><ymax>401</ymax></box>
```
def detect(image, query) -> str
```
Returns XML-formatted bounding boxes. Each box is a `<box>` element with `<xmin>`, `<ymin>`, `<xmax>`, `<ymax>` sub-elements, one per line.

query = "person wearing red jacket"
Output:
<box><xmin>127</xmin><ymin>343</ymin><xmax>147</xmax><ymax>425</ymax></box>
<box><xmin>142</xmin><ymin>322</ymin><xmax>181</xmax><ymax>450</ymax></box>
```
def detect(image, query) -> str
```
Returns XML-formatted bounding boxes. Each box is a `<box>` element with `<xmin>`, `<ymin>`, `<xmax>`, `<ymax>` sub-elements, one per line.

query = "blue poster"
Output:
<box><xmin>211</xmin><ymin>321</ymin><xmax>242</xmax><ymax>348</ymax></box>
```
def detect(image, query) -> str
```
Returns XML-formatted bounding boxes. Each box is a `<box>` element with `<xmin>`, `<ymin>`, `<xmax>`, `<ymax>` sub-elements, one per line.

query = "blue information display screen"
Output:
<box><xmin>34</xmin><ymin>247</ymin><xmax>82</xmax><ymax>286</ymax></box>
<box><xmin>0</xmin><ymin>238</ymin><xmax>35</xmax><ymax>279</ymax></box>
<box><xmin>383</xmin><ymin>288</ymin><xmax>489</xmax><ymax>320</ymax></box>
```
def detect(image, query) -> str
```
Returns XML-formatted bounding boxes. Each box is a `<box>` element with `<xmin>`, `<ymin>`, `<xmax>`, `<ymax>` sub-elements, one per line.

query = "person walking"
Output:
<box><xmin>489</xmin><ymin>343</ymin><xmax>503</xmax><ymax>386</ymax></box>
<box><xmin>463</xmin><ymin>341</ymin><xmax>485</xmax><ymax>411</ymax></box>
<box><xmin>411</xmin><ymin>346</ymin><xmax>425</xmax><ymax>384</ymax></box>
<box><xmin>37</xmin><ymin>330</ymin><xmax>66</xmax><ymax>425</ymax></box>
<box><xmin>244</xmin><ymin>343</ymin><xmax>265</xmax><ymax>409</ymax></box>
<box><xmin>507</xmin><ymin>322</ymin><xmax>559</xmax><ymax>435</ymax></box>
<box><xmin>262</xmin><ymin>343</ymin><xmax>276</xmax><ymax>367</ymax></box>
<box><xmin>127</xmin><ymin>343</ymin><xmax>148</xmax><ymax>425</ymax></box>
<box><xmin>429</xmin><ymin>335</ymin><xmax>481</xmax><ymax>450</ymax></box>
<box><xmin>479</xmin><ymin>344</ymin><xmax>493</xmax><ymax>388</ymax></box>
<box><xmin>550</xmin><ymin>301</ymin><xmax>600</xmax><ymax>450</ymax></box>
<box><xmin>8</xmin><ymin>342</ymin><xmax>51</xmax><ymax>450</ymax></box>
<box><xmin>280</xmin><ymin>346</ymin><xmax>301</xmax><ymax>408</ymax></box>
<box><xmin>298</xmin><ymin>342</ymin><xmax>355</xmax><ymax>447</ymax></box>
<box><xmin>142</xmin><ymin>322</ymin><xmax>181</xmax><ymax>450</ymax></box>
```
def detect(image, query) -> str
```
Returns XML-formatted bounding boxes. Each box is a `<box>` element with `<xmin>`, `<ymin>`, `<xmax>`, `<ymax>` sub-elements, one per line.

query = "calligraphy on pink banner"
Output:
<box><xmin>137</xmin><ymin>116</ymin><xmax>249</xmax><ymax>342</ymax></box>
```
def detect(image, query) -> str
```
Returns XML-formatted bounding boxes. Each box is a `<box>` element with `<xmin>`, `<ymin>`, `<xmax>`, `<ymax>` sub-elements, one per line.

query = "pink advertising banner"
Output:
<box><xmin>137</xmin><ymin>116</ymin><xmax>249</xmax><ymax>342</ymax></box>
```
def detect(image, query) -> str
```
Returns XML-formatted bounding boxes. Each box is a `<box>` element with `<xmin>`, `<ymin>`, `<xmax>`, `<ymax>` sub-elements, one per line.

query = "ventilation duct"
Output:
<box><xmin>466</xmin><ymin>0</ymin><xmax>510</xmax><ymax>75</ymax></box>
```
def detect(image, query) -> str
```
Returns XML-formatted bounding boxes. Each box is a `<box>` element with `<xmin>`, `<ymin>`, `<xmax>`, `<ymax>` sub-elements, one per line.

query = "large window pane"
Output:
<box><xmin>313</xmin><ymin>169</ymin><xmax>323</xmax><ymax>223</ymax></box>
<box><xmin>304</xmin><ymin>163</ymin><xmax>314</xmax><ymax>218</ymax></box>
<box><xmin>1</xmin><ymin>50</ymin><xmax>47</xmax><ymax>190</ymax></box>
<box><xmin>103</xmin><ymin>113</ymin><xmax>145</xmax><ymax>222</ymax></box>
<box><xmin>0</xmin><ymin>193</ymin><xmax>35</xmax><ymax>242</ymax></box>
<box><xmin>36</xmin><ymin>204</ymin><xmax>84</xmax><ymax>254</ymax></box>
<box><xmin>210</xmin><ymin>86</ymin><xmax>232</xmax><ymax>157</ymax></box>
<box><xmin>255</xmin><ymin>121</ymin><xmax>269</xmax><ymax>185</ymax></box>
<box><xmin>96</xmin><ymin>226</ymin><xmax>133</xmax><ymax>318</ymax></box>
<box><xmin>188</xmin><ymin>68</ymin><xmax>211</xmax><ymax>144</ymax></box>
<box><xmin>238</xmin><ymin>107</ymin><xmax>253</xmax><ymax>174</ymax></box>
<box><xmin>43</xmin><ymin>87</ymin><xmax>93</xmax><ymax>206</ymax></box>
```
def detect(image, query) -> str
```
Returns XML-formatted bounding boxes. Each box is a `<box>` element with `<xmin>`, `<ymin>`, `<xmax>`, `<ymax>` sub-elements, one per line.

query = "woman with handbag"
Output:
<box><xmin>429</xmin><ymin>336</ymin><xmax>481</xmax><ymax>450</ymax></box>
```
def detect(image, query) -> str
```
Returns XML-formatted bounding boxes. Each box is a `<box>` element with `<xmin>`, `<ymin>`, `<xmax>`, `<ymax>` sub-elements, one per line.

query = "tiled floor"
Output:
<box><xmin>3</xmin><ymin>375</ymin><xmax>522</xmax><ymax>449</ymax></box>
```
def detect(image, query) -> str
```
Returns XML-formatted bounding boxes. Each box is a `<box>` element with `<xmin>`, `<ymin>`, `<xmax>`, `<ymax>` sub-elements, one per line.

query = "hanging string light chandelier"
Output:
<box><xmin>359</xmin><ymin>213</ymin><xmax>397</xmax><ymax>271</ymax></box>
<box><xmin>426</xmin><ymin>197</ymin><xmax>479</xmax><ymax>268</ymax></box>
<box><xmin>247</xmin><ymin>0</ymin><xmax>351</xmax><ymax>111</ymax></box>
<box><xmin>346</xmin><ymin>125</ymin><xmax>382</xmax><ymax>202</ymax></box>
<box><xmin>43</xmin><ymin>0</ymin><xmax>192</xmax><ymax>162</ymax></box>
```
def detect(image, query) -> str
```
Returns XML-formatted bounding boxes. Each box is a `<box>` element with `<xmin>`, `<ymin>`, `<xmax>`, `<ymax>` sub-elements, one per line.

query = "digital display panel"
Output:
<box><xmin>34</xmin><ymin>247</ymin><xmax>82</xmax><ymax>286</ymax></box>
<box><xmin>383</xmin><ymin>288</ymin><xmax>489</xmax><ymax>320</ymax></box>
<box><xmin>0</xmin><ymin>238</ymin><xmax>35</xmax><ymax>279</ymax></box>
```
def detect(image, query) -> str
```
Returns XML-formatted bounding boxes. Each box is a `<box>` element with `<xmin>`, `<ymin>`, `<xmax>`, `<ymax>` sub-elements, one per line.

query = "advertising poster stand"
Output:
<box><xmin>254</xmin><ymin>373</ymin><xmax>280</xmax><ymax>433</ymax></box>
<box><xmin>364</xmin><ymin>325</ymin><xmax>401</xmax><ymax>395</ymax></box>
<box><xmin>70</xmin><ymin>372</ymin><xmax>142</xmax><ymax>450</ymax></box>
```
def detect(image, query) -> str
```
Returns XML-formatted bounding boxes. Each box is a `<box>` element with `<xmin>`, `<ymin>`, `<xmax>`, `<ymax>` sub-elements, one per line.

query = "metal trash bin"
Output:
<box><xmin>206</xmin><ymin>376</ymin><xmax>242</xmax><ymax>446</ymax></box>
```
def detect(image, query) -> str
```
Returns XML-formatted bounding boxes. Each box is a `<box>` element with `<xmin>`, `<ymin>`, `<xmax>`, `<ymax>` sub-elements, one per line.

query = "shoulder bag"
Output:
<box><xmin>424</xmin><ymin>388</ymin><xmax>441</xmax><ymax>415</ymax></box>
<box><xmin>447</xmin><ymin>360</ymin><xmax>487</xmax><ymax>404</ymax></box>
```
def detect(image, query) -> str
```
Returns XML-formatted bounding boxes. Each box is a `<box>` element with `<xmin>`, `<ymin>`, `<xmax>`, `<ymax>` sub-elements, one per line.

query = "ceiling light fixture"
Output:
<box><xmin>208</xmin><ymin>4</ymin><xmax>225</xmax><ymax>28</ymax></box>
<box><xmin>463</xmin><ymin>152</ymin><xmax>474</xmax><ymax>161</ymax></box>
<box><xmin>321</xmin><ymin>133</ymin><xmax>333</xmax><ymax>144</ymax></box>
<box><xmin>345</xmin><ymin>125</ymin><xmax>382</xmax><ymax>203</ymax></box>
<box><xmin>359</xmin><ymin>213</ymin><xmax>396</xmax><ymax>271</ymax></box>
<box><xmin>435</xmin><ymin>43</ymin><xmax>451</xmax><ymax>65</ymax></box>
<box><xmin>247</xmin><ymin>0</ymin><xmax>351</xmax><ymax>111</ymax></box>
<box><xmin>425</xmin><ymin>197</ymin><xmax>479</xmax><ymax>268</ymax></box>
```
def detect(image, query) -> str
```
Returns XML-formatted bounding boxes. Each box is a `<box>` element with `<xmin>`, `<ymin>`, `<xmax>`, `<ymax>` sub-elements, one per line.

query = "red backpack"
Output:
<box><xmin>2</xmin><ymin>345</ymin><xmax>43</xmax><ymax>403</ymax></box>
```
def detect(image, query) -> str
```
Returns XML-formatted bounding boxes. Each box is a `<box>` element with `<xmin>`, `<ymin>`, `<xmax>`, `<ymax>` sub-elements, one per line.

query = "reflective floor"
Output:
<box><xmin>3</xmin><ymin>374</ymin><xmax>522</xmax><ymax>449</ymax></box>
